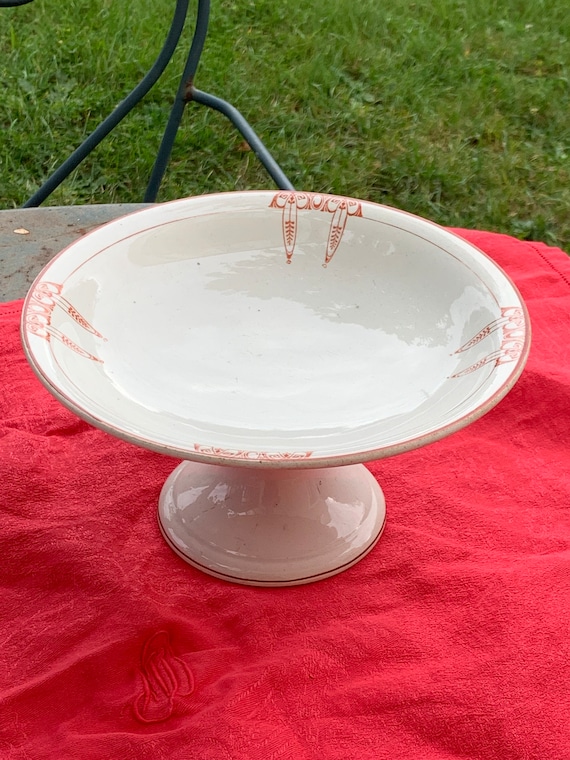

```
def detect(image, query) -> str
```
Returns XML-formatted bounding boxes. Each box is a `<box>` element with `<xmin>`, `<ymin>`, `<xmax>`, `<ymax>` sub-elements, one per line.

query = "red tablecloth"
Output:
<box><xmin>0</xmin><ymin>230</ymin><xmax>569</xmax><ymax>759</ymax></box>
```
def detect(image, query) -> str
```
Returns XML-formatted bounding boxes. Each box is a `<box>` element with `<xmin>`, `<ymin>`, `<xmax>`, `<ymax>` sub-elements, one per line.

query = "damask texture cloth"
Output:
<box><xmin>0</xmin><ymin>230</ymin><xmax>569</xmax><ymax>760</ymax></box>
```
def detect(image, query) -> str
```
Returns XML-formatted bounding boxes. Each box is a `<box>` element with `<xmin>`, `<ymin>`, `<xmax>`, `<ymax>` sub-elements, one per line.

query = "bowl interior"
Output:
<box><xmin>22</xmin><ymin>191</ymin><xmax>529</xmax><ymax>466</ymax></box>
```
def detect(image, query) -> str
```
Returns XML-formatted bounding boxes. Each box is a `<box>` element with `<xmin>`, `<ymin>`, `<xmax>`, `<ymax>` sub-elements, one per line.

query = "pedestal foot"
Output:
<box><xmin>158</xmin><ymin>461</ymin><xmax>386</xmax><ymax>586</ymax></box>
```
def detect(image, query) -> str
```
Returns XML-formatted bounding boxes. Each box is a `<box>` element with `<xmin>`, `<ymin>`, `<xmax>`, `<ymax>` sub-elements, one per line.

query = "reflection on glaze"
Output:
<box><xmin>158</xmin><ymin>460</ymin><xmax>386</xmax><ymax>584</ymax></box>
<box><xmin>27</xmin><ymin>192</ymin><xmax>528</xmax><ymax>465</ymax></box>
<box><xmin>52</xmin><ymin>233</ymin><xmax>501</xmax><ymax>440</ymax></box>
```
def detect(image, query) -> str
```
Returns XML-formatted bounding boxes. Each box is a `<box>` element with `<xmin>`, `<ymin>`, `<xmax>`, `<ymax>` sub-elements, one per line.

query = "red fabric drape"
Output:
<box><xmin>0</xmin><ymin>230</ymin><xmax>569</xmax><ymax>759</ymax></box>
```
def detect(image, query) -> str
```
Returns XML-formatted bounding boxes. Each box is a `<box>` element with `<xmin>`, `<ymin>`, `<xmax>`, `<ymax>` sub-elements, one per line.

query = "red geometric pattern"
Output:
<box><xmin>193</xmin><ymin>444</ymin><xmax>314</xmax><ymax>461</ymax></box>
<box><xmin>451</xmin><ymin>306</ymin><xmax>526</xmax><ymax>377</ymax></box>
<box><xmin>25</xmin><ymin>281</ymin><xmax>106</xmax><ymax>363</ymax></box>
<box><xmin>270</xmin><ymin>191</ymin><xmax>363</xmax><ymax>265</ymax></box>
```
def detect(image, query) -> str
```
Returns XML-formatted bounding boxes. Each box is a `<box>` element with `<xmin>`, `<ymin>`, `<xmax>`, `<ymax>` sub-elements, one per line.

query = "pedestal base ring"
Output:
<box><xmin>158</xmin><ymin>461</ymin><xmax>386</xmax><ymax>586</ymax></box>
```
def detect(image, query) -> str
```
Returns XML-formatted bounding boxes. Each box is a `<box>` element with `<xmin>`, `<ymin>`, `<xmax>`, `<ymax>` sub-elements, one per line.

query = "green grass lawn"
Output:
<box><xmin>1</xmin><ymin>0</ymin><xmax>569</xmax><ymax>249</ymax></box>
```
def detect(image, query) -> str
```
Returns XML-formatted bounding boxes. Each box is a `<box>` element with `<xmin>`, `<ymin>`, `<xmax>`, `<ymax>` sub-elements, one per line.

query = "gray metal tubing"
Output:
<box><xmin>145</xmin><ymin>0</ymin><xmax>294</xmax><ymax>198</ymax></box>
<box><xmin>144</xmin><ymin>0</ymin><xmax>212</xmax><ymax>201</ymax></box>
<box><xmin>11</xmin><ymin>0</ymin><xmax>294</xmax><ymax>204</ymax></box>
<box><xmin>191</xmin><ymin>89</ymin><xmax>295</xmax><ymax>191</ymax></box>
<box><xmin>23</xmin><ymin>0</ymin><xmax>190</xmax><ymax>207</ymax></box>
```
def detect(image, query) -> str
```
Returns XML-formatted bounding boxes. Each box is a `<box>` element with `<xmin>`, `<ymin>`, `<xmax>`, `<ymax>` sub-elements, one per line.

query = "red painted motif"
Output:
<box><xmin>270</xmin><ymin>192</ymin><xmax>363</xmax><ymax>265</ymax></box>
<box><xmin>193</xmin><ymin>444</ymin><xmax>313</xmax><ymax>461</ymax></box>
<box><xmin>451</xmin><ymin>307</ymin><xmax>525</xmax><ymax>378</ymax></box>
<box><xmin>25</xmin><ymin>281</ymin><xmax>105</xmax><ymax>363</ymax></box>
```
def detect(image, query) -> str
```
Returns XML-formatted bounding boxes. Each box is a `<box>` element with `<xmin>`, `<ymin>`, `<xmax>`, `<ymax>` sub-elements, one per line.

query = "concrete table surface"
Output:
<box><xmin>0</xmin><ymin>204</ymin><xmax>150</xmax><ymax>302</ymax></box>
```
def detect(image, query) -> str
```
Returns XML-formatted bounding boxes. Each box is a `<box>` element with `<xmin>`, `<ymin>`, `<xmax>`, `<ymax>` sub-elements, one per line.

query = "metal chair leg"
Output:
<box><xmin>22</xmin><ymin>0</ymin><xmax>190</xmax><ymax>207</ymax></box>
<box><xmin>4</xmin><ymin>0</ymin><xmax>294</xmax><ymax>206</ymax></box>
<box><xmin>144</xmin><ymin>0</ymin><xmax>294</xmax><ymax>200</ymax></box>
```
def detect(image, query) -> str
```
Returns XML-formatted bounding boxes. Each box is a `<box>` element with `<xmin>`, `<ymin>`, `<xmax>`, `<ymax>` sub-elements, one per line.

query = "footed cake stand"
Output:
<box><xmin>21</xmin><ymin>191</ymin><xmax>530</xmax><ymax>585</ymax></box>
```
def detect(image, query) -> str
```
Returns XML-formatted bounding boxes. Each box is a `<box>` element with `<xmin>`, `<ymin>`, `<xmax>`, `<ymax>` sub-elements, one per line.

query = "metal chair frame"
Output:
<box><xmin>1</xmin><ymin>0</ymin><xmax>295</xmax><ymax>206</ymax></box>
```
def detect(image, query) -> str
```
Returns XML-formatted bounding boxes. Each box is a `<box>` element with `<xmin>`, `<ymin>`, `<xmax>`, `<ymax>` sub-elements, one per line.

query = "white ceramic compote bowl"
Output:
<box><xmin>22</xmin><ymin>192</ymin><xmax>530</xmax><ymax>586</ymax></box>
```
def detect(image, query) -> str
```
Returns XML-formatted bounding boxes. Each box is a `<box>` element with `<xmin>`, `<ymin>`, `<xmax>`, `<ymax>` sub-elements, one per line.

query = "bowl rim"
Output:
<box><xmin>20</xmin><ymin>190</ymin><xmax>532</xmax><ymax>468</ymax></box>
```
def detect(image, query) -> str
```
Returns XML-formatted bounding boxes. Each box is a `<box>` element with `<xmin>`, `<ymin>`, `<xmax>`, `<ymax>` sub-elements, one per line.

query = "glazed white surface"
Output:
<box><xmin>22</xmin><ymin>192</ymin><xmax>530</xmax><ymax>466</ymax></box>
